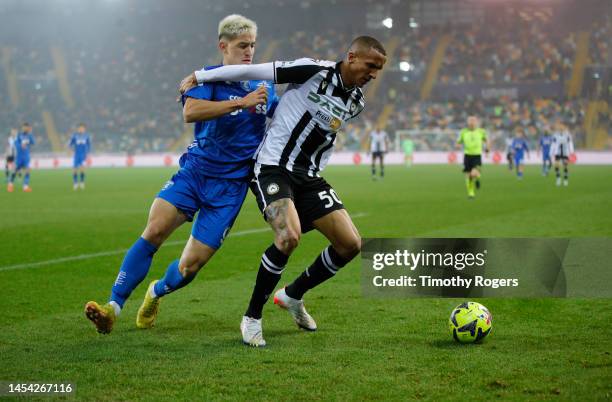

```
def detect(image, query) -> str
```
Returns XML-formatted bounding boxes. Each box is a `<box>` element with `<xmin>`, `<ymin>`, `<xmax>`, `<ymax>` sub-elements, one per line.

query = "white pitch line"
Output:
<box><xmin>0</xmin><ymin>212</ymin><xmax>369</xmax><ymax>272</ymax></box>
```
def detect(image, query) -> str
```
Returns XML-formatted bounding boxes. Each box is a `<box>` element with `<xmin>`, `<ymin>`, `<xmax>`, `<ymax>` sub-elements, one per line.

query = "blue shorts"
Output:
<box><xmin>157</xmin><ymin>159</ymin><xmax>249</xmax><ymax>250</ymax></box>
<box><xmin>542</xmin><ymin>153</ymin><xmax>551</xmax><ymax>162</ymax></box>
<box><xmin>514</xmin><ymin>155</ymin><xmax>524</xmax><ymax>167</ymax></box>
<box><xmin>16</xmin><ymin>157</ymin><xmax>30</xmax><ymax>170</ymax></box>
<box><xmin>74</xmin><ymin>155</ymin><xmax>86</xmax><ymax>168</ymax></box>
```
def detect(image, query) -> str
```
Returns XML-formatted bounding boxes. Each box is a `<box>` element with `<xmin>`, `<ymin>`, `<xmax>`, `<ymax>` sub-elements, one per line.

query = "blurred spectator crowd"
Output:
<box><xmin>1</xmin><ymin>8</ymin><xmax>609</xmax><ymax>154</ymax></box>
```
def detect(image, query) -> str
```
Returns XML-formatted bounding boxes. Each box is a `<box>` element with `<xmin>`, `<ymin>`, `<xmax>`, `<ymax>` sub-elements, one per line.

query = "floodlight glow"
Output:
<box><xmin>399</xmin><ymin>61</ymin><xmax>413</xmax><ymax>72</ymax></box>
<box><xmin>382</xmin><ymin>17</ymin><xmax>393</xmax><ymax>29</ymax></box>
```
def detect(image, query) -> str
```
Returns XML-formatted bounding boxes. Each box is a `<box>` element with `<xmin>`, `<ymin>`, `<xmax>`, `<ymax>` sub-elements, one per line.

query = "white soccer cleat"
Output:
<box><xmin>563</xmin><ymin>179</ymin><xmax>568</xmax><ymax>187</ymax></box>
<box><xmin>556</xmin><ymin>177</ymin><xmax>561</xmax><ymax>186</ymax></box>
<box><xmin>273</xmin><ymin>288</ymin><xmax>317</xmax><ymax>331</ymax></box>
<box><xmin>79</xmin><ymin>182</ymin><xmax>85</xmax><ymax>190</ymax></box>
<box><xmin>240</xmin><ymin>316</ymin><xmax>266</xmax><ymax>347</ymax></box>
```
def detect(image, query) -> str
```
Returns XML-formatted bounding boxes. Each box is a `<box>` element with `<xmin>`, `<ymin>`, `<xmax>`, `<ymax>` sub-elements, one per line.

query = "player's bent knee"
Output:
<box><xmin>142</xmin><ymin>221</ymin><xmax>172</xmax><ymax>246</ymax></box>
<box><xmin>275</xmin><ymin>230</ymin><xmax>300</xmax><ymax>254</ymax></box>
<box><xmin>178</xmin><ymin>263</ymin><xmax>200</xmax><ymax>279</ymax></box>
<box><xmin>335</xmin><ymin>234</ymin><xmax>362</xmax><ymax>260</ymax></box>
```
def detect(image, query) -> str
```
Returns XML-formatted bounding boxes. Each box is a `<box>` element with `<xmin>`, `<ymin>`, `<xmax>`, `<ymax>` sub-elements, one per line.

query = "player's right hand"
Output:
<box><xmin>241</xmin><ymin>86</ymin><xmax>268</xmax><ymax>109</ymax></box>
<box><xmin>179</xmin><ymin>73</ymin><xmax>198</xmax><ymax>95</ymax></box>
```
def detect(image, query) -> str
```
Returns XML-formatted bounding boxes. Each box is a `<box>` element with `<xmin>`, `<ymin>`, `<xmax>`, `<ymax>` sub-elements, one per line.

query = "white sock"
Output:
<box><xmin>149</xmin><ymin>286</ymin><xmax>158</xmax><ymax>299</ymax></box>
<box><xmin>108</xmin><ymin>301</ymin><xmax>121</xmax><ymax>316</ymax></box>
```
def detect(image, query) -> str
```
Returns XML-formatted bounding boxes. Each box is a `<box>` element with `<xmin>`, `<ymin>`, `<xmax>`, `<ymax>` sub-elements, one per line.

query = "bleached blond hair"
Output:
<box><xmin>218</xmin><ymin>14</ymin><xmax>257</xmax><ymax>40</ymax></box>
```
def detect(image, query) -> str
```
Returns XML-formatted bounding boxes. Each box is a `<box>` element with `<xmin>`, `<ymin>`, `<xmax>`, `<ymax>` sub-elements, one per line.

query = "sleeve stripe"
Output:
<box><xmin>276</xmin><ymin>65</ymin><xmax>329</xmax><ymax>84</ymax></box>
<box><xmin>273</xmin><ymin>61</ymin><xmax>277</xmax><ymax>84</ymax></box>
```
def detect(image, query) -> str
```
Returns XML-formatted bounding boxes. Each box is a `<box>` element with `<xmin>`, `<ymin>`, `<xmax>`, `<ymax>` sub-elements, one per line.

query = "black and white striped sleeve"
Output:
<box><xmin>273</xmin><ymin>58</ymin><xmax>335</xmax><ymax>85</ymax></box>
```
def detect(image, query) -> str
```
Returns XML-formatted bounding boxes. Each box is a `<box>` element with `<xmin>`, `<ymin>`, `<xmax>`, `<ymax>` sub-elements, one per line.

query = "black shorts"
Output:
<box><xmin>6</xmin><ymin>155</ymin><xmax>14</xmax><ymax>163</ymax></box>
<box><xmin>372</xmin><ymin>151</ymin><xmax>385</xmax><ymax>159</ymax></box>
<box><xmin>250</xmin><ymin>165</ymin><xmax>345</xmax><ymax>233</ymax></box>
<box><xmin>554</xmin><ymin>153</ymin><xmax>569</xmax><ymax>162</ymax></box>
<box><xmin>463</xmin><ymin>155</ymin><xmax>482</xmax><ymax>172</ymax></box>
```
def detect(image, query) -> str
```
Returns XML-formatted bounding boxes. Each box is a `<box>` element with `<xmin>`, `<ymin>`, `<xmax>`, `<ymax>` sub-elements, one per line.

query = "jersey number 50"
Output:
<box><xmin>318</xmin><ymin>189</ymin><xmax>342</xmax><ymax>208</ymax></box>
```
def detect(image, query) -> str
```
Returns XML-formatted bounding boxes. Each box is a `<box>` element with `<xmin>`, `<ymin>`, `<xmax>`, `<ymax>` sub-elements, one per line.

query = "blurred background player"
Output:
<box><xmin>551</xmin><ymin>122</ymin><xmax>575</xmax><ymax>186</ymax></box>
<box><xmin>402</xmin><ymin>136</ymin><xmax>414</xmax><ymax>168</ymax></box>
<box><xmin>8</xmin><ymin>123</ymin><xmax>35</xmax><ymax>192</ymax></box>
<box><xmin>538</xmin><ymin>127</ymin><xmax>553</xmax><ymax>176</ymax></box>
<box><xmin>511</xmin><ymin>127</ymin><xmax>530</xmax><ymax>180</ymax></box>
<box><xmin>456</xmin><ymin>116</ymin><xmax>489</xmax><ymax>199</ymax></box>
<box><xmin>368</xmin><ymin>124</ymin><xmax>388</xmax><ymax>179</ymax></box>
<box><xmin>69</xmin><ymin>123</ymin><xmax>91</xmax><ymax>190</ymax></box>
<box><xmin>84</xmin><ymin>15</ymin><xmax>277</xmax><ymax>334</ymax></box>
<box><xmin>5</xmin><ymin>128</ymin><xmax>17</xmax><ymax>183</ymax></box>
<box><xmin>505</xmin><ymin>134</ymin><xmax>514</xmax><ymax>171</ymax></box>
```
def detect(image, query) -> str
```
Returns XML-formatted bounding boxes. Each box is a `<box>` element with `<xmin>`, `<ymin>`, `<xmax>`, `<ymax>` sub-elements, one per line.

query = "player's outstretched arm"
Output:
<box><xmin>194</xmin><ymin>63</ymin><xmax>274</xmax><ymax>85</ymax></box>
<box><xmin>189</xmin><ymin>58</ymin><xmax>333</xmax><ymax>89</ymax></box>
<box><xmin>183</xmin><ymin>86</ymin><xmax>268</xmax><ymax>123</ymax></box>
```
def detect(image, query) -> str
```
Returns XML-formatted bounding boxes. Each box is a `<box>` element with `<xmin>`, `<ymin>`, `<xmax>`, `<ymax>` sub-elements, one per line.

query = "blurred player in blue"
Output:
<box><xmin>511</xmin><ymin>127</ymin><xmax>530</xmax><ymax>180</ymax></box>
<box><xmin>538</xmin><ymin>127</ymin><xmax>553</xmax><ymax>176</ymax></box>
<box><xmin>84</xmin><ymin>14</ymin><xmax>279</xmax><ymax>334</ymax></box>
<box><xmin>8</xmin><ymin>123</ymin><xmax>35</xmax><ymax>193</ymax></box>
<box><xmin>69</xmin><ymin>123</ymin><xmax>91</xmax><ymax>190</ymax></box>
<box><xmin>505</xmin><ymin>135</ymin><xmax>514</xmax><ymax>171</ymax></box>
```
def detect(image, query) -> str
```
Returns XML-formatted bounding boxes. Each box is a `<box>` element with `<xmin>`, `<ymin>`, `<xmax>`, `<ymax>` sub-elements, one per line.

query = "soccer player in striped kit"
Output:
<box><xmin>187</xmin><ymin>35</ymin><xmax>387</xmax><ymax>346</ymax></box>
<box><xmin>368</xmin><ymin>124</ymin><xmax>389</xmax><ymax>180</ymax></box>
<box><xmin>551</xmin><ymin>122</ymin><xmax>575</xmax><ymax>186</ymax></box>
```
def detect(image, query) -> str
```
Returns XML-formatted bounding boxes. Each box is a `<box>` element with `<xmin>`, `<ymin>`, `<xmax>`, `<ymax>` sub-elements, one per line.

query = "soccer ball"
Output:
<box><xmin>449</xmin><ymin>302</ymin><xmax>492</xmax><ymax>343</ymax></box>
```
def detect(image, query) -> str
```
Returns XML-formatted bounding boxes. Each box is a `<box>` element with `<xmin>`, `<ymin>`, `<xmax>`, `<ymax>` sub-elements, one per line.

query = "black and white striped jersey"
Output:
<box><xmin>551</xmin><ymin>131</ymin><xmax>574</xmax><ymax>156</ymax></box>
<box><xmin>7</xmin><ymin>136</ymin><xmax>16</xmax><ymax>157</ymax></box>
<box><xmin>369</xmin><ymin>130</ymin><xmax>388</xmax><ymax>153</ymax></box>
<box><xmin>256</xmin><ymin>58</ymin><xmax>365</xmax><ymax>177</ymax></box>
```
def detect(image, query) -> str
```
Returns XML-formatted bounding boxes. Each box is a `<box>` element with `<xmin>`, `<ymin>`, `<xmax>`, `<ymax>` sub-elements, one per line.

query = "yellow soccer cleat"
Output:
<box><xmin>136</xmin><ymin>281</ymin><xmax>161</xmax><ymax>329</ymax></box>
<box><xmin>84</xmin><ymin>301</ymin><xmax>116</xmax><ymax>334</ymax></box>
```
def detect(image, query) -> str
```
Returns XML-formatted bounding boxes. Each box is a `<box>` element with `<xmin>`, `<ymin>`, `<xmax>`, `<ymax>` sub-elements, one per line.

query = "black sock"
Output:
<box><xmin>371</xmin><ymin>166</ymin><xmax>376</xmax><ymax>176</ymax></box>
<box><xmin>380</xmin><ymin>166</ymin><xmax>384</xmax><ymax>177</ymax></box>
<box><xmin>563</xmin><ymin>167</ymin><xmax>568</xmax><ymax>180</ymax></box>
<box><xmin>285</xmin><ymin>246</ymin><xmax>350</xmax><ymax>300</ymax></box>
<box><xmin>555</xmin><ymin>167</ymin><xmax>560</xmax><ymax>178</ymax></box>
<box><xmin>245</xmin><ymin>244</ymin><xmax>289</xmax><ymax>319</ymax></box>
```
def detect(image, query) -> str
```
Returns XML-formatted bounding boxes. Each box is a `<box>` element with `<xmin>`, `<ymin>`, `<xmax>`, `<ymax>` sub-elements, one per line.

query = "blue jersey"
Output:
<box><xmin>539</xmin><ymin>134</ymin><xmax>552</xmax><ymax>158</ymax></box>
<box><xmin>511</xmin><ymin>137</ymin><xmax>529</xmax><ymax>159</ymax></box>
<box><xmin>182</xmin><ymin>65</ymin><xmax>279</xmax><ymax>179</ymax></box>
<box><xmin>70</xmin><ymin>133</ymin><xmax>91</xmax><ymax>158</ymax></box>
<box><xmin>15</xmin><ymin>132</ymin><xmax>35</xmax><ymax>160</ymax></box>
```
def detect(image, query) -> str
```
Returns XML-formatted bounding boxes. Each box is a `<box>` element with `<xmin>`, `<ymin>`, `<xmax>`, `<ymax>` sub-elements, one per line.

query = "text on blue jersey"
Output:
<box><xmin>15</xmin><ymin>132</ymin><xmax>35</xmax><ymax>158</ymax></box>
<box><xmin>180</xmin><ymin>64</ymin><xmax>279</xmax><ymax>179</ymax></box>
<box><xmin>70</xmin><ymin>133</ymin><xmax>91</xmax><ymax>156</ymax></box>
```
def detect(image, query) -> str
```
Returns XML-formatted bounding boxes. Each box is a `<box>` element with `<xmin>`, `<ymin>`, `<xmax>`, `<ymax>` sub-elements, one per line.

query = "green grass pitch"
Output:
<box><xmin>1</xmin><ymin>165</ymin><xmax>611</xmax><ymax>400</ymax></box>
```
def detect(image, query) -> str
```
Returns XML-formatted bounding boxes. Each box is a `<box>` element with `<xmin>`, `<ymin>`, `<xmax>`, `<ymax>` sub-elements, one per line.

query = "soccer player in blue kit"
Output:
<box><xmin>85</xmin><ymin>15</ymin><xmax>278</xmax><ymax>334</ymax></box>
<box><xmin>538</xmin><ymin>128</ymin><xmax>553</xmax><ymax>176</ymax></box>
<box><xmin>8</xmin><ymin>123</ymin><xmax>35</xmax><ymax>193</ymax></box>
<box><xmin>511</xmin><ymin>128</ymin><xmax>530</xmax><ymax>179</ymax></box>
<box><xmin>69</xmin><ymin>123</ymin><xmax>91</xmax><ymax>190</ymax></box>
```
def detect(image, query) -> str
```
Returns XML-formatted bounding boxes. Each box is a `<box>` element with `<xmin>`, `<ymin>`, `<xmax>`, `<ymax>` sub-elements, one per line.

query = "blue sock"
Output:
<box><xmin>73</xmin><ymin>173</ymin><xmax>78</xmax><ymax>185</ymax></box>
<box><xmin>24</xmin><ymin>173</ymin><xmax>30</xmax><ymax>186</ymax></box>
<box><xmin>518</xmin><ymin>171</ymin><xmax>523</xmax><ymax>178</ymax></box>
<box><xmin>110</xmin><ymin>237</ymin><xmax>158</xmax><ymax>307</ymax></box>
<box><xmin>80</xmin><ymin>172</ymin><xmax>85</xmax><ymax>183</ymax></box>
<box><xmin>153</xmin><ymin>259</ymin><xmax>195</xmax><ymax>297</ymax></box>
